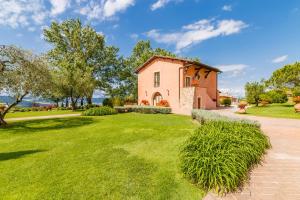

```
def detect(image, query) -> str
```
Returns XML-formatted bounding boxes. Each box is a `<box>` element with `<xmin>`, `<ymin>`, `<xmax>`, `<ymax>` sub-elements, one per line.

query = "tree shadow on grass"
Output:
<box><xmin>0</xmin><ymin>149</ymin><xmax>46</xmax><ymax>162</ymax></box>
<box><xmin>1</xmin><ymin>117</ymin><xmax>95</xmax><ymax>134</ymax></box>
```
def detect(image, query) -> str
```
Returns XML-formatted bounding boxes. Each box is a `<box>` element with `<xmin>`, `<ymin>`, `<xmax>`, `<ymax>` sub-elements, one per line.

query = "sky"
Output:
<box><xmin>0</xmin><ymin>0</ymin><xmax>300</xmax><ymax>97</ymax></box>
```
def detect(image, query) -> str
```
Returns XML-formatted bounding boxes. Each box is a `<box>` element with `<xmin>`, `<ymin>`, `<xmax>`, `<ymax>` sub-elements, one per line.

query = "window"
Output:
<box><xmin>185</xmin><ymin>76</ymin><xmax>191</xmax><ymax>87</ymax></box>
<box><xmin>154</xmin><ymin>72</ymin><xmax>160</xmax><ymax>87</ymax></box>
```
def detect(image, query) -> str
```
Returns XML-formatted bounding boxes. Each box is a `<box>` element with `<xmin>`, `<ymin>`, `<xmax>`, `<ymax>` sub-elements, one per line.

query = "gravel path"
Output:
<box><xmin>6</xmin><ymin>113</ymin><xmax>81</xmax><ymax>121</ymax></box>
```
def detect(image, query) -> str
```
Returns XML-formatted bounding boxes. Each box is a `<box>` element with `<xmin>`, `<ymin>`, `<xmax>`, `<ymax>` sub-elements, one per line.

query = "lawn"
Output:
<box><xmin>246</xmin><ymin>103</ymin><xmax>300</xmax><ymax>119</ymax></box>
<box><xmin>6</xmin><ymin>110</ymin><xmax>81</xmax><ymax>119</ymax></box>
<box><xmin>0</xmin><ymin>113</ymin><xmax>203</xmax><ymax>199</ymax></box>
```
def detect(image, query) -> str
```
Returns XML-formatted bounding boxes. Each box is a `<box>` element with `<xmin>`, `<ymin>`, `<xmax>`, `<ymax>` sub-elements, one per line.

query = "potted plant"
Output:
<box><xmin>237</xmin><ymin>101</ymin><xmax>247</xmax><ymax>114</ymax></box>
<box><xmin>293</xmin><ymin>96</ymin><xmax>300</xmax><ymax>113</ymax></box>
<box><xmin>140</xmin><ymin>100</ymin><xmax>150</xmax><ymax>106</ymax></box>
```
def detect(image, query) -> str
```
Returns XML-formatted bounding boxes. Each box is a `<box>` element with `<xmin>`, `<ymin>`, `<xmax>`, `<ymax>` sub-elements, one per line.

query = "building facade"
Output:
<box><xmin>136</xmin><ymin>56</ymin><xmax>221</xmax><ymax>114</ymax></box>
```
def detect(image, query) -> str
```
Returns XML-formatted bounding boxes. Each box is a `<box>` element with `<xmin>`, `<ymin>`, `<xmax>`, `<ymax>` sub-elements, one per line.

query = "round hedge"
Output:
<box><xmin>179</xmin><ymin>120</ymin><xmax>270</xmax><ymax>194</ymax></box>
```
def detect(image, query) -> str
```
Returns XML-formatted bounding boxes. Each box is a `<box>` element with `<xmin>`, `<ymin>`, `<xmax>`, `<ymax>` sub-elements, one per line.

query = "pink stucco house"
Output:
<box><xmin>136</xmin><ymin>55</ymin><xmax>221</xmax><ymax>114</ymax></box>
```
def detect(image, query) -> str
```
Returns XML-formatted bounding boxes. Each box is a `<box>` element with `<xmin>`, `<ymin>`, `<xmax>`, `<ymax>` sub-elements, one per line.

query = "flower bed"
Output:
<box><xmin>191</xmin><ymin>109</ymin><xmax>260</xmax><ymax>127</ymax></box>
<box><xmin>114</xmin><ymin>105</ymin><xmax>171</xmax><ymax>114</ymax></box>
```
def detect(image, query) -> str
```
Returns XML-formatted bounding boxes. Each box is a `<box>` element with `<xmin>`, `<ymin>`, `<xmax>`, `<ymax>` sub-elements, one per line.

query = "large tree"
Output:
<box><xmin>0</xmin><ymin>46</ymin><xmax>51</xmax><ymax>126</ymax></box>
<box><xmin>267</xmin><ymin>62</ymin><xmax>300</xmax><ymax>93</ymax></box>
<box><xmin>43</xmin><ymin>19</ymin><xmax>118</xmax><ymax>108</ymax></box>
<box><xmin>245</xmin><ymin>81</ymin><xmax>265</xmax><ymax>106</ymax></box>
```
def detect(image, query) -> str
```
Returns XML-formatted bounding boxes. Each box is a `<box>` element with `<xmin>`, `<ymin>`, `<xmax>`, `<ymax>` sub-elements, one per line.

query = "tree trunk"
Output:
<box><xmin>0</xmin><ymin>116</ymin><xmax>7</xmax><ymax>126</ymax></box>
<box><xmin>86</xmin><ymin>96</ymin><xmax>92</xmax><ymax>105</ymax></box>
<box><xmin>80</xmin><ymin>97</ymin><xmax>84</xmax><ymax>107</ymax></box>
<box><xmin>0</xmin><ymin>92</ymin><xmax>28</xmax><ymax>126</ymax></box>
<box><xmin>70</xmin><ymin>97</ymin><xmax>78</xmax><ymax>111</ymax></box>
<box><xmin>65</xmin><ymin>98</ymin><xmax>69</xmax><ymax>108</ymax></box>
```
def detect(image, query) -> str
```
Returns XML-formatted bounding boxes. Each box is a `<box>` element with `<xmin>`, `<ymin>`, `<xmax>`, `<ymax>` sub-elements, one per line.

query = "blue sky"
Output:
<box><xmin>1</xmin><ymin>0</ymin><xmax>300</xmax><ymax>97</ymax></box>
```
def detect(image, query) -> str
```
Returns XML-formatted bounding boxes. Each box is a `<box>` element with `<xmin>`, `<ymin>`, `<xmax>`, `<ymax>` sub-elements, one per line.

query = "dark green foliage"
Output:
<box><xmin>102</xmin><ymin>98</ymin><xmax>113</xmax><ymax>107</ymax></box>
<box><xmin>220</xmin><ymin>98</ymin><xmax>232</xmax><ymax>106</ymax></box>
<box><xmin>179</xmin><ymin>121</ymin><xmax>271</xmax><ymax>194</ymax></box>
<box><xmin>114</xmin><ymin>106</ymin><xmax>171</xmax><ymax>114</ymax></box>
<box><xmin>82</xmin><ymin>106</ymin><xmax>117</xmax><ymax>116</ymax></box>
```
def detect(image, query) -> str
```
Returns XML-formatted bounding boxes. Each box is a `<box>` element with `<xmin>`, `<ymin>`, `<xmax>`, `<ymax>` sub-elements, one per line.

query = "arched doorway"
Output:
<box><xmin>152</xmin><ymin>92</ymin><xmax>162</xmax><ymax>106</ymax></box>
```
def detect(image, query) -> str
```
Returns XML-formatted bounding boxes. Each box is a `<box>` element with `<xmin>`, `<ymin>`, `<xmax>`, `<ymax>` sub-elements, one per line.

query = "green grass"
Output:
<box><xmin>6</xmin><ymin>110</ymin><xmax>81</xmax><ymax>119</ymax></box>
<box><xmin>0</xmin><ymin>113</ymin><xmax>203</xmax><ymax>199</ymax></box>
<box><xmin>246</xmin><ymin>103</ymin><xmax>300</xmax><ymax>119</ymax></box>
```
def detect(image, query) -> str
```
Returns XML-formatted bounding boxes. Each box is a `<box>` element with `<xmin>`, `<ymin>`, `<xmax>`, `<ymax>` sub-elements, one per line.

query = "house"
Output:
<box><xmin>219</xmin><ymin>92</ymin><xmax>238</xmax><ymax>105</ymax></box>
<box><xmin>136</xmin><ymin>55</ymin><xmax>221</xmax><ymax>114</ymax></box>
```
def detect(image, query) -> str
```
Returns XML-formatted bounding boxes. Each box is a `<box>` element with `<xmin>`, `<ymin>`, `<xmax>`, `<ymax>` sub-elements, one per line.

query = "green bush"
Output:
<box><xmin>179</xmin><ymin>120</ymin><xmax>270</xmax><ymax>194</ymax></box>
<box><xmin>114</xmin><ymin>106</ymin><xmax>171</xmax><ymax>114</ymax></box>
<box><xmin>82</xmin><ymin>106</ymin><xmax>117</xmax><ymax>116</ymax></box>
<box><xmin>220</xmin><ymin>98</ymin><xmax>232</xmax><ymax>106</ymax></box>
<box><xmin>102</xmin><ymin>98</ymin><xmax>113</xmax><ymax>107</ymax></box>
<box><xmin>260</xmin><ymin>90</ymin><xmax>288</xmax><ymax>104</ymax></box>
<box><xmin>191</xmin><ymin>109</ymin><xmax>260</xmax><ymax>127</ymax></box>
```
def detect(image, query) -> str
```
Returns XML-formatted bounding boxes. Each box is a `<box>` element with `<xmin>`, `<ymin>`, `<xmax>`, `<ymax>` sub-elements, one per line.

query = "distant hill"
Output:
<box><xmin>0</xmin><ymin>96</ymin><xmax>104</xmax><ymax>107</ymax></box>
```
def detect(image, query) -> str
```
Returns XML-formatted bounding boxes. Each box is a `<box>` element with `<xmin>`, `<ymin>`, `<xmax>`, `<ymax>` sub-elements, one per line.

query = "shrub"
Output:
<box><xmin>191</xmin><ymin>109</ymin><xmax>260</xmax><ymax>127</ymax></box>
<box><xmin>156</xmin><ymin>100</ymin><xmax>170</xmax><ymax>107</ymax></box>
<box><xmin>220</xmin><ymin>98</ymin><xmax>232</xmax><ymax>106</ymax></box>
<box><xmin>179</xmin><ymin>120</ymin><xmax>270</xmax><ymax>194</ymax></box>
<box><xmin>259</xmin><ymin>93</ymin><xmax>272</xmax><ymax>104</ymax></box>
<box><xmin>266</xmin><ymin>90</ymin><xmax>288</xmax><ymax>103</ymax></box>
<box><xmin>102</xmin><ymin>98</ymin><xmax>113</xmax><ymax>107</ymax></box>
<box><xmin>140</xmin><ymin>100</ymin><xmax>150</xmax><ymax>106</ymax></box>
<box><xmin>114</xmin><ymin>105</ymin><xmax>171</xmax><ymax>114</ymax></box>
<box><xmin>82</xmin><ymin>106</ymin><xmax>117</xmax><ymax>116</ymax></box>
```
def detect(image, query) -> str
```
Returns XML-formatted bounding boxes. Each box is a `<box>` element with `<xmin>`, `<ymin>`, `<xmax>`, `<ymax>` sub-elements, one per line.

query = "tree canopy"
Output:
<box><xmin>267</xmin><ymin>62</ymin><xmax>300</xmax><ymax>93</ymax></box>
<box><xmin>245</xmin><ymin>81</ymin><xmax>265</xmax><ymax>106</ymax></box>
<box><xmin>43</xmin><ymin>19</ymin><xmax>119</xmax><ymax>108</ymax></box>
<box><xmin>0</xmin><ymin>46</ymin><xmax>51</xmax><ymax>125</ymax></box>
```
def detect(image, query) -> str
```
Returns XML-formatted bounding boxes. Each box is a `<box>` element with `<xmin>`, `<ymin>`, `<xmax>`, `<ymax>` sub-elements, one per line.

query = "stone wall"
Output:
<box><xmin>179</xmin><ymin>87</ymin><xmax>195</xmax><ymax>115</ymax></box>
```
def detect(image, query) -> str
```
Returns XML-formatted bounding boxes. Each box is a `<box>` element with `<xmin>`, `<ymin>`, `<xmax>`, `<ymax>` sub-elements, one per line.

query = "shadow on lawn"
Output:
<box><xmin>1</xmin><ymin>117</ymin><xmax>95</xmax><ymax>134</ymax></box>
<box><xmin>0</xmin><ymin>149</ymin><xmax>46</xmax><ymax>162</ymax></box>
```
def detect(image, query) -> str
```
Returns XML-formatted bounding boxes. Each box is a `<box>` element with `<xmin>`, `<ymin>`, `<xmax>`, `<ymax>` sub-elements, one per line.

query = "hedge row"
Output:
<box><xmin>114</xmin><ymin>105</ymin><xmax>171</xmax><ymax>114</ymax></box>
<box><xmin>191</xmin><ymin>109</ymin><xmax>260</xmax><ymax>127</ymax></box>
<box><xmin>82</xmin><ymin>106</ymin><xmax>117</xmax><ymax>116</ymax></box>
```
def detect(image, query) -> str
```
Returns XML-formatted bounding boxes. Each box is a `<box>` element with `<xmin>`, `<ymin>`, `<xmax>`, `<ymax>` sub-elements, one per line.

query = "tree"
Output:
<box><xmin>245</xmin><ymin>81</ymin><xmax>265</xmax><ymax>106</ymax></box>
<box><xmin>43</xmin><ymin>19</ymin><xmax>118</xmax><ymax>109</ymax></box>
<box><xmin>0</xmin><ymin>46</ymin><xmax>51</xmax><ymax>126</ymax></box>
<box><xmin>267</xmin><ymin>62</ymin><xmax>300</xmax><ymax>92</ymax></box>
<box><xmin>114</xmin><ymin>40</ymin><xmax>176</xmax><ymax>99</ymax></box>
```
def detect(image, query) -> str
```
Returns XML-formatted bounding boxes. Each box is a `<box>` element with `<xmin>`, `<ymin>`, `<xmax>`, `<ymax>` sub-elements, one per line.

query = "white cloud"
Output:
<box><xmin>79</xmin><ymin>0</ymin><xmax>135</xmax><ymax>20</ymax></box>
<box><xmin>151</xmin><ymin>0</ymin><xmax>170</xmax><ymax>10</ymax></box>
<box><xmin>49</xmin><ymin>0</ymin><xmax>70</xmax><ymax>16</ymax></box>
<box><xmin>217</xmin><ymin>64</ymin><xmax>248</xmax><ymax>76</ymax></box>
<box><xmin>219</xmin><ymin>87</ymin><xmax>244</xmax><ymax>97</ymax></box>
<box><xmin>146</xmin><ymin>19</ymin><xmax>247</xmax><ymax>52</ymax></box>
<box><xmin>222</xmin><ymin>5</ymin><xmax>232</xmax><ymax>11</ymax></box>
<box><xmin>272</xmin><ymin>55</ymin><xmax>288</xmax><ymax>63</ymax></box>
<box><xmin>28</xmin><ymin>27</ymin><xmax>36</xmax><ymax>32</ymax></box>
<box><xmin>130</xmin><ymin>33</ymin><xmax>138</xmax><ymax>40</ymax></box>
<box><xmin>0</xmin><ymin>0</ymin><xmax>47</xmax><ymax>28</ymax></box>
<box><xmin>150</xmin><ymin>0</ymin><xmax>182</xmax><ymax>11</ymax></box>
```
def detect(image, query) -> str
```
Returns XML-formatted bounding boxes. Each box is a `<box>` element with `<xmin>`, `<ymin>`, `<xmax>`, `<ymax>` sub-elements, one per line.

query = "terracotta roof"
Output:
<box><xmin>135</xmin><ymin>55</ymin><xmax>221</xmax><ymax>73</ymax></box>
